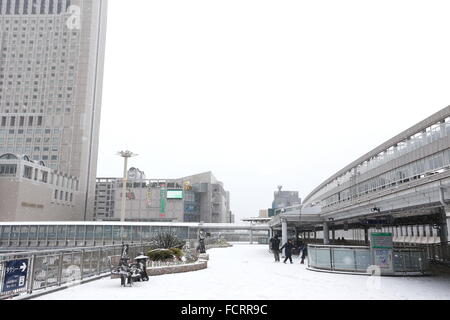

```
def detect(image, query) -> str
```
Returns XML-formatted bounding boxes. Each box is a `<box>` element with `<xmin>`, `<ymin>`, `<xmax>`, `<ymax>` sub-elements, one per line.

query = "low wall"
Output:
<box><xmin>147</xmin><ymin>260</ymin><xmax>208</xmax><ymax>276</ymax></box>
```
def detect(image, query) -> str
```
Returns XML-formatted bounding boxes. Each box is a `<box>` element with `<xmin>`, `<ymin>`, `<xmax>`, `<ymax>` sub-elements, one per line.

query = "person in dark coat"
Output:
<box><xmin>280</xmin><ymin>239</ymin><xmax>295</xmax><ymax>264</ymax></box>
<box><xmin>269</xmin><ymin>235</ymin><xmax>281</xmax><ymax>262</ymax></box>
<box><xmin>300</xmin><ymin>244</ymin><xmax>308</xmax><ymax>264</ymax></box>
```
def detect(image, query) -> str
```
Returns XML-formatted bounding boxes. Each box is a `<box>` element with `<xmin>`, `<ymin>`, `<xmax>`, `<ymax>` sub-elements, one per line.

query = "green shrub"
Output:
<box><xmin>169</xmin><ymin>248</ymin><xmax>183</xmax><ymax>259</ymax></box>
<box><xmin>147</xmin><ymin>249</ymin><xmax>174</xmax><ymax>261</ymax></box>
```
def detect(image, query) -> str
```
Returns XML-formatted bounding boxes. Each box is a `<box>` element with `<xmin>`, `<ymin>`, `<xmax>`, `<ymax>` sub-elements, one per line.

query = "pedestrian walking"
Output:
<box><xmin>300</xmin><ymin>244</ymin><xmax>308</xmax><ymax>264</ymax></box>
<box><xmin>269</xmin><ymin>235</ymin><xmax>281</xmax><ymax>262</ymax></box>
<box><xmin>280</xmin><ymin>239</ymin><xmax>295</xmax><ymax>264</ymax></box>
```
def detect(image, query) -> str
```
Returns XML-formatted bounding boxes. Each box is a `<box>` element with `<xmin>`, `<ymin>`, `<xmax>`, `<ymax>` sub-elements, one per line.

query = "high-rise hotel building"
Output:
<box><xmin>0</xmin><ymin>0</ymin><xmax>108</xmax><ymax>220</ymax></box>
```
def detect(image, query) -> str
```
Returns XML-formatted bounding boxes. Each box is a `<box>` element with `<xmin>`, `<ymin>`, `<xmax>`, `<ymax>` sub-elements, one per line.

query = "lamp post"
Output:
<box><xmin>117</xmin><ymin>150</ymin><xmax>137</xmax><ymax>222</ymax></box>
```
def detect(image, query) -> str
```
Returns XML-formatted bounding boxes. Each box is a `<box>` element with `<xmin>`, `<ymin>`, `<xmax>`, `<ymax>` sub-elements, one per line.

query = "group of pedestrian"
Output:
<box><xmin>269</xmin><ymin>235</ymin><xmax>308</xmax><ymax>264</ymax></box>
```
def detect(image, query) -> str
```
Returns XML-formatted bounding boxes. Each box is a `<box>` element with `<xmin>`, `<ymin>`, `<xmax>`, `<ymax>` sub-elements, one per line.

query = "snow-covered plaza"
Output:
<box><xmin>35</xmin><ymin>244</ymin><xmax>450</xmax><ymax>300</ymax></box>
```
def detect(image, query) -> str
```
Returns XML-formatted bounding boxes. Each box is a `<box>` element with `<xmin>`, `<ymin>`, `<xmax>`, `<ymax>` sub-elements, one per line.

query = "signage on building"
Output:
<box><xmin>370</xmin><ymin>232</ymin><xmax>394</xmax><ymax>275</ymax></box>
<box><xmin>160</xmin><ymin>188</ymin><xmax>166</xmax><ymax>213</ymax></box>
<box><xmin>21</xmin><ymin>202</ymin><xmax>44</xmax><ymax>209</ymax></box>
<box><xmin>146</xmin><ymin>190</ymin><xmax>152</xmax><ymax>207</ymax></box>
<box><xmin>167</xmin><ymin>190</ymin><xmax>183</xmax><ymax>199</ymax></box>
<box><xmin>2</xmin><ymin>259</ymin><xmax>29</xmax><ymax>293</ymax></box>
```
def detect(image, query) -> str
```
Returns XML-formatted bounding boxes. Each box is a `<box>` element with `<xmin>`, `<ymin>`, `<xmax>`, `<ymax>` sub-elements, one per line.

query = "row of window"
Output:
<box><xmin>53</xmin><ymin>188</ymin><xmax>73</xmax><ymax>202</ymax></box>
<box><xmin>22</xmin><ymin>164</ymin><xmax>78</xmax><ymax>190</ymax></box>
<box><xmin>96</xmin><ymin>181</ymin><xmax>185</xmax><ymax>189</ymax></box>
<box><xmin>0</xmin><ymin>92</ymin><xmax>73</xmax><ymax>101</ymax></box>
<box><xmin>0</xmin><ymin>0</ymin><xmax>72</xmax><ymax>15</ymax></box>
<box><xmin>378</xmin><ymin>225</ymin><xmax>440</xmax><ymax>238</ymax></box>
<box><xmin>323</xmin><ymin>149</ymin><xmax>450</xmax><ymax>208</ymax></box>
<box><xmin>1</xmin><ymin>136</ymin><xmax>60</xmax><ymax>144</ymax></box>
<box><xmin>0</xmin><ymin>149</ymin><xmax>60</xmax><ymax>163</ymax></box>
<box><xmin>0</xmin><ymin>225</ymin><xmax>191</xmax><ymax>242</ymax></box>
<box><xmin>0</xmin><ymin>107</ymin><xmax>70</xmax><ymax>113</ymax></box>
<box><xmin>0</xmin><ymin>115</ymin><xmax>43</xmax><ymax>126</ymax></box>
<box><xmin>0</xmin><ymin>163</ymin><xmax>17</xmax><ymax>176</ymax></box>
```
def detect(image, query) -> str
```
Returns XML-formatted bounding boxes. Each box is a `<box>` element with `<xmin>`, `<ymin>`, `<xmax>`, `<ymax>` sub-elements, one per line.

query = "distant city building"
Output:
<box><xmin>272</xmin><ymin>185</ymin><xmax>301</xmax><ymax>209</ymax></box>
<box><xmin>259</xmin><ymin>209</ymin><xmax>269</xmax><ymax>218</ymax></box>
<box><xmin>0</xmin><ymin>153</ymin><xmax>81</xmax><ymax>221</ymax></box>
<box><xmin>94</xmin><ymin>171</ymin><xmax>232</xmax><ymax>223</ymax></box>
<box><xmin>0</xmin><ymin>0</ymin><xmax>108</xmax><ymax>220</ymax></box>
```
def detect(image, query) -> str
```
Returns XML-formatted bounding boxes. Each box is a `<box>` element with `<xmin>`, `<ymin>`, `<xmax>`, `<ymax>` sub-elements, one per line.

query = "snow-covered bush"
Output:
<box><xmin>147</xmin><ymin>249</ymin><xmax>174</xmax><ymax>261</ymax></box>
<box><xmin>150</xmin><ymin>232</ymin><xmax>185</xmax><ymax>249</ymax></box>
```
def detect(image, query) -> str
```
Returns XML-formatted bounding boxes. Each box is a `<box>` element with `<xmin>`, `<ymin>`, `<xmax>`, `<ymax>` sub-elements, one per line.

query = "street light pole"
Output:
<box><xmin>117</xmin><ymin>150</ymin><xmax>137</xmax><ymax>222</ymax></box>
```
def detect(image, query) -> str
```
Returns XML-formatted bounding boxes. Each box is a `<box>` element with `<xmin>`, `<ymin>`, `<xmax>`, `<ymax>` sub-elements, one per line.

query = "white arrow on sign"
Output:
<box><xmin>20</xmin><ymin>262</ymin><xmax>27</xmax><ymax>272</ymax></box>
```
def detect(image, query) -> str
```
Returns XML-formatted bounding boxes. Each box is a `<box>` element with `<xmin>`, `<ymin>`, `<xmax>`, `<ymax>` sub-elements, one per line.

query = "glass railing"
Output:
<box><xmin>308</xmin><ymin>244</ymin><xmax>430</xmax><ymax>275</ymax></box>
<box><xmin>0</xmin><ymin>242</ymin><xmax>156</xmax><ymax>299</ymax></box>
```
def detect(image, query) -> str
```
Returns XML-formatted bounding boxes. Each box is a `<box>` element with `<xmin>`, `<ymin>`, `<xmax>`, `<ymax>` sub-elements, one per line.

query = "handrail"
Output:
<box><xmin>0</xmin><ymin>242</ymin><xmax>155</xmax><ymax>259</ymax></box>
<box><xmin>308</xmin><ymin>244</ymin><xmax>369</xmax><ymax>249</ymax></box>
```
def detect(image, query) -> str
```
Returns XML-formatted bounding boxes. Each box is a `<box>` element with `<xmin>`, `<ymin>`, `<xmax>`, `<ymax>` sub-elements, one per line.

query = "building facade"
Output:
<box><xmin>0</xmin><ymin>153</ymin><xmax>82</xmax><ymax>221</ymax></box>
<box><xmin>94</xmin><ymin>171</ymin><xmax>232</xmax><ymax>223</ymax></box>
<box><xmin>271</xmin><ymin>185</ymin><xmax>301</xmax><ymax>209</ymax></box>
<box><xmin>0</xmin><ymin>0</ymin><xmax>108</xmax><ymax>220</ymax></box>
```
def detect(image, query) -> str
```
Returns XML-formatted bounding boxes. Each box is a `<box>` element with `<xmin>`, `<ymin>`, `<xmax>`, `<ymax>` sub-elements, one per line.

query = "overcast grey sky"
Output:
<box><xmin>97</xmin><ymin>0</ymin><xmax>450</xmax><ymax>222</ymax></box>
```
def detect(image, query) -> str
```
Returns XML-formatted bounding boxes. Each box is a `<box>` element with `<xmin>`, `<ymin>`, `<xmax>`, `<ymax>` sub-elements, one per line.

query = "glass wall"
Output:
<box><xmin>0</xmin><ymin>223</ymin><xmax>250</xmax><ymax>248</ymax></box>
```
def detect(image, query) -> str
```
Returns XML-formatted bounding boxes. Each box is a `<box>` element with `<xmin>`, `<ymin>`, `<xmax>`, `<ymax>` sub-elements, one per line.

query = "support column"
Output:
<box><xmin>364</xmin><ymin>227</ymin><xmax>369</xmax><ymax>245</ymax></box>
<box><xmin>323</xmin><ymin>222</ymin><xmax>329</xmax><ymax>245</ymax></box>
<box><xmin>440</xmin><ymin>207</ymin><xmax>449</xmax><ymax>244</ymax></box>
<box><xmin>281</xmin><ymin>219</ymin><xmax>288</xmax><ymax>256</ymax></box>
<box><xmin>447</xmin><ymin>211</ymin><xmax>450</xmax><ymax>243</ymax></box>
<box><xmin>269</xmin><ymin>228</ymin><xmax>273</xmax><ymax>239</ymax></box>
<box><xmin>331</xmin><ymin>225</ymin><xmax>335</xmax><ymax>243</ymax></box>
<box><xmin>250</xmin><ymin>228</ymin><xmax>254</xmax><ymax>244</ymax></box>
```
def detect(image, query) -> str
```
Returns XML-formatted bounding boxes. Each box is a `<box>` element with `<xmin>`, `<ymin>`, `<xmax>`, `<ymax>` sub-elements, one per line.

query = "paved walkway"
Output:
<box><xmin>35</xmin><ymin>244</ymin><xmax>450</xmax><ymax>300</ymax></box>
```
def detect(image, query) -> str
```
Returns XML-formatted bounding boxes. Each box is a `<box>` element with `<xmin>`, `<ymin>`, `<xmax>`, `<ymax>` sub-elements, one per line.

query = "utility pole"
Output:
<box><xmin>117</xmin><ymin>150</ymin><xmax>137</xmax><ymax>222</ymax></box>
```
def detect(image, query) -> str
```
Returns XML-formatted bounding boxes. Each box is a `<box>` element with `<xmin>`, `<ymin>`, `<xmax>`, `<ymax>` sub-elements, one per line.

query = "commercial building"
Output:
<box><xmin>0</xmin><ymin>153</ymin><xmax>82</xmax><ymax>221</ymax></box>
<box><xmin>0</xmin><ymin>0</ymin><xmax>108</xmax><ymax>220</ymax></box>
<box><xmin>272</xmin><ymin>185</ymin><xmax>301</xmax><ymax>210</ymax></box>
<box><xmin>94</xmin><ymin>170</ymin><xmax>232</xmax><ymax>223</ymax></box>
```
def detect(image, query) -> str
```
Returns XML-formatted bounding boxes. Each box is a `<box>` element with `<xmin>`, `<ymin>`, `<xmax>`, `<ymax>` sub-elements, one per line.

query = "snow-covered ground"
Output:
<box><xmin>35</xmin><ymin>244</ymin><xmax>450</xmax><ymax>300</ymax></box>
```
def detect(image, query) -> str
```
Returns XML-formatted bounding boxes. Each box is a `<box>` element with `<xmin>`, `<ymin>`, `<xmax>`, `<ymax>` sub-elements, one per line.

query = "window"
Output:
<box><xmin>23</xmin><ymin>166</ymin><xmax>33</xmax><ymax>179</ymax></box>
<box><xmin>0</xmin><ymin>164</ymin><xmax>17</xmax><ymax>176</ymax></box>
<box><xmin>41</xmin><ymin>171</ymin><xmax>48</xmax><ymax>183</ymax></box>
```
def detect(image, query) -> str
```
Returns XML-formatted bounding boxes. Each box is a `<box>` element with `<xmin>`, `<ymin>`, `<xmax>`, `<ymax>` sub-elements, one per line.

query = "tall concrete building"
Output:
<box><xmin>0</xmin><ymin>0</ymin><xmax>108</xmax><ymax>220</ymax></box>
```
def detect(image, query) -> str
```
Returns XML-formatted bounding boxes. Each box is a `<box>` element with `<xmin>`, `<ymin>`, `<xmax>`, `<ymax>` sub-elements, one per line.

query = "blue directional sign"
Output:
<box><xmin>2</xmin><ymin>259</ymin><xmax>29</xmax><ymax>293</ymax></box>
